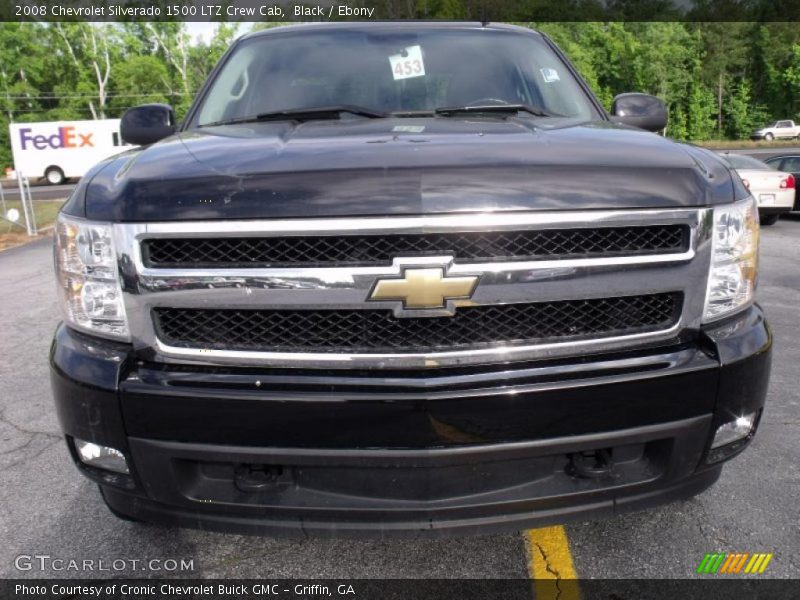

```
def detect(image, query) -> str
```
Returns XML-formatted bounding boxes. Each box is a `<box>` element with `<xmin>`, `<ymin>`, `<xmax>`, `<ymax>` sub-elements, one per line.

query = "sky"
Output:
<box><xmin>185</xmin><ymin>22</ymin><xmax>256</xmax><ymax>44</ymax></box>
<box><xmin>185</xmin><ymin>22</ymin><xmax>221</xmax><ymax>43</ymax></box>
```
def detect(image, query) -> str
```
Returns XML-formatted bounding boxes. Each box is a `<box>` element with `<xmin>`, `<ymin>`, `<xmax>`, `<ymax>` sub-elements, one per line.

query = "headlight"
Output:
<box><xmin>54</xmin><ymin>214</ymin><xmax>129</xmax><ymax>340</ymax></box>
<box><xmin>703</xmin><ymin>197</ymin><xmax>759</xmax><ymax>322</ymax></box>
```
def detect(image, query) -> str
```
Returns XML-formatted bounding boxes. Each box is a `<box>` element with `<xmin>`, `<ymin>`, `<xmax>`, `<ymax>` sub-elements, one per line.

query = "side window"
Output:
<box><xmin>781</xmin><ymin>157</ymin><xmax>800</xmax><ymax>172</ymax></box>
<box><xmin>197</xmin><ymin>44</ymin><xmax>258</xmax><ymax>125</ymax></box>
<box><xmin>778</xmin><ymin>121</ymin><xmax>789</xmax><ymax>128</ymax></box>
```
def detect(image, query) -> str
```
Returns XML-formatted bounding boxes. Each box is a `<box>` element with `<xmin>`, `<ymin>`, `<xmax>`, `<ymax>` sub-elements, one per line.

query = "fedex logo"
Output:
<box><xmin>19</xmin><ymin>126</ymin><xmax>94</xmax><ymax>150</ymax></box>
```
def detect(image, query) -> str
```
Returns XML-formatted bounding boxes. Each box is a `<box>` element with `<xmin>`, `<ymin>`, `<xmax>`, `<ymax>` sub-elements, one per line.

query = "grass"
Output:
<box><xmin>696</xmin><ymin>139</ymin><xmax>800</xmax><ymax>150</ymax></box>
<box><xmin>0</xmin><ymin>199</ymin><xmax>64</xmax><ymax>251</ymax></box>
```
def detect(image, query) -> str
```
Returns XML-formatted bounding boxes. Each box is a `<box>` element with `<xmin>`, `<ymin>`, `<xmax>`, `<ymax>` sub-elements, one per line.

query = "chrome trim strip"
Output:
<box><xmin>144</xmin><ymin>348</ymin><xmax>697</xmax><ymax>389</ymax></box>
<box><xmin>136</xmin><ymin>250</ymin><xmax>695</xmax><ymax>280</ymax></box>
<box><xmin>154</xmin><ymin>320</ymin><xmax>683</xmax><ymax>369</ymax></box>
<box><xmin>133</xmin><ymin>208</ymin><xmax>700</xmax><ymax>237</ymax></box>
<box><xmin>133</xmin><ymin>253</ymin><xmax>696</xmax><ymax>318</ymax></box>
<box><xmin>143</xmin><ymin>343</ymin><xmax>711</xmax><ymax>399</ymax></box>
<box><xmin>115</xmin><ymin>208</ymin><xmax>713</xmax><ymax>369</ymax></box>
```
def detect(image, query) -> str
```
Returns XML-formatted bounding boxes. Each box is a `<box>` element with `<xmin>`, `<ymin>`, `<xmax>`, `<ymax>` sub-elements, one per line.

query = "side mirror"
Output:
<box><xmin>610</xmin><ymin>93</ymin><xmax>667</xmax><ymax>133</ymax></box>
<box><xmin>121</xmin><ymin>104</ymin><xmax>176</xmax><ymax>145</ymax></box>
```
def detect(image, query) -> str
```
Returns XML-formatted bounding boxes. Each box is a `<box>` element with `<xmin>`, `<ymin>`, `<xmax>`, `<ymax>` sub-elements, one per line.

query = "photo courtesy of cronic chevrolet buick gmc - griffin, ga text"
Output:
<box><xmin>50</xmin><ymin>22</ymin><xmax>771</xmax><ymax>537</ymax></box>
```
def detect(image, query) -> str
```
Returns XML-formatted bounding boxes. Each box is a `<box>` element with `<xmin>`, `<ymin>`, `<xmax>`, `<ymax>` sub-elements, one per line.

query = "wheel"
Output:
<box><xmin>764</xmin><ymin>133</ymin><xmax>774</xmax><ymax>141</ymax></box>
<box><xmin>760</xmin><ymin>214</ymin><xmax>779</xmax><ymax>226</ymax></box>
<box><xmin>44</xmin><ymin>166</ymin><xmax>65</xmax><ymax>185</ymax></box>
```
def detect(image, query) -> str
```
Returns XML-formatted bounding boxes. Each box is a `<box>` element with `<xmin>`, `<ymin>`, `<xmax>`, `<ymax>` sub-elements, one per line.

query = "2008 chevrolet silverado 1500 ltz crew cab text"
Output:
<box><xmin>50</xmin><ymin>22</ymin><xmax>771</xmax><ymax>537</ymax></box>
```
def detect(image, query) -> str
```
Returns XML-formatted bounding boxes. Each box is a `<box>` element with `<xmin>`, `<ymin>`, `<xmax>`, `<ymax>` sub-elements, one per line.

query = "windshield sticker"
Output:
<box><xmin>540</xmin><ymin>68</ymin><xmax>560</xmax><ymax>83</ymax></box>
<box><xmin>393</xmin><ymin>125</ymin><xmax>426</xmax><ymax>133</ymax></box>
<box><xmin>389</xmin><ymin>45</ymin><xmax>426</xmax><ymax>81</ymax></box>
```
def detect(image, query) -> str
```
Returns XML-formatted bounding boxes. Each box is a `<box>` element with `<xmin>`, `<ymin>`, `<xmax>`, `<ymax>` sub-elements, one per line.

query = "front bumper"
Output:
<box><xmin>50</xmin><ymin>305</ymin><xmax>771</xmax><ymax>538</ymax></box>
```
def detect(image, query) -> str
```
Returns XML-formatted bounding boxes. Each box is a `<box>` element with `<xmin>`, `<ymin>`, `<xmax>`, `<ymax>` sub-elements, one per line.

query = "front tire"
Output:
<box><xmin>44</xmin><ymin>166</ymin><xmax>65</xmax><ymax>185</ymax></box>
<box><xmin>764</xmin><ymin>133</ymin><xmax>774</xmax><ymax>141</ymax></box>
<box><xmin>760</xmin><ymin>214</ymin><xmax>779</xmax><ymax>226</ymax></box>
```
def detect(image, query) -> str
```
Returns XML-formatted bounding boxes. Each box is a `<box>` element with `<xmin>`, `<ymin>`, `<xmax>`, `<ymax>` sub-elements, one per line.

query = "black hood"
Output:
<box><xmin>69</xmin><ymin>118</ymin><xmax>736</xmax><ymax>222</ymax></box>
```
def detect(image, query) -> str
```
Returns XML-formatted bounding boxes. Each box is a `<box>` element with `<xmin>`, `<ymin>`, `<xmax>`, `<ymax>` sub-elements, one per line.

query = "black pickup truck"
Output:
<box><xmin>51</xmin><ymin>22</ymin><xmax>771</xmax><ymax>537</ymax></box>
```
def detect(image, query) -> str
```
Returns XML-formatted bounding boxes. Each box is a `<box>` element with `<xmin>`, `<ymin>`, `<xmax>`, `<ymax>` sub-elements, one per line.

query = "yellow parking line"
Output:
<box><xmin>526</xmin><ymin>525</ymin><xmax>580</xmax><ymax>600</ymax></box>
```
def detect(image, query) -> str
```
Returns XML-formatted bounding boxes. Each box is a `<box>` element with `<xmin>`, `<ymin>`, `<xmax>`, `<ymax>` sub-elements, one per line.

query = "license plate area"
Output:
<box><xmin>170</xmin><ymin>441</ymin><xmax>666</xmax><ymax>508</ymax></box>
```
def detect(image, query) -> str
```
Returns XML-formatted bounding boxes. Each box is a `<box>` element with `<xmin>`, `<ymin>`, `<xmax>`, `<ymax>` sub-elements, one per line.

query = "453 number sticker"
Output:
<box><xmin>389</xmin><ymin>45</ymin><xmax>426</xmax><ymax>81</ymax></box>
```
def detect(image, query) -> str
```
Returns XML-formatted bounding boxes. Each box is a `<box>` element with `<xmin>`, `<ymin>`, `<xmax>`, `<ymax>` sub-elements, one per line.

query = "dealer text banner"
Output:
<box><xmin>3</xmin><ymin>0</ymin><xmax>800</xmax><ymax>22</ymax></box>
<box><xmin>4</xmin><ymin>579</ymin><xmax>800</xmax><ymax>600</ymax></box>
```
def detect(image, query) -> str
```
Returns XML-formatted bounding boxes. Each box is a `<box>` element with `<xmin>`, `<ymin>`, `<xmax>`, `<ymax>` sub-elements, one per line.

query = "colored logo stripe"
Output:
<box><xmin>745</xmin><ymin>553</ymin><xmax>773</xmax><ymax>574</ymax></box>
<box><xmin>697</xmin><ymin>553</ymin><xmax>773</xmax><ymax>574</ymax></box>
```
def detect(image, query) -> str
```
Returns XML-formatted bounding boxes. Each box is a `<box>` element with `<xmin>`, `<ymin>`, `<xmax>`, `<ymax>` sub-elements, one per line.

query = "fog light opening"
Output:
<box><xmin>74</xmin><ymin>439</ymin><xmax>130</xmax><ymax>475</ymax></box>
<box><xmin>711</xmin><ymin>412</ymin><xmax>757</xmax><ymax>449</ymax></box>
<box><xmin>706</xmin><ymin>411</ymin><xmax>759</xmax><ymax>464</ymax></box>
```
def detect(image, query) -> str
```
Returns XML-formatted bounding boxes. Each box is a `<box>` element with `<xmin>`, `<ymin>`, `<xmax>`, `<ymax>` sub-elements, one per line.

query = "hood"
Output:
<box><xmin>72</xmin><ymin>118</ymin><xmax>735</xmax><ymax>222</ymax></box>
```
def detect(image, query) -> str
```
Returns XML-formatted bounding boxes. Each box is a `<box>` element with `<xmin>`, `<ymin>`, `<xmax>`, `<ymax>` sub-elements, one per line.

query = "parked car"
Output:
<box><xmin>50</xmin><ymin>22</ymin><xmax>772</xmax><ymax>537</ymax></box>
<box><xmin>763</xmin><ymin>154</ymin><xmax>800</xmax><ymax>211</ymax></box>
<box><xmin>718</xmin><ymin>152</ymin><xmax>794</xmax><ymax>225</ymax></box>
<box><xmin>750</xmin><ymin>120</ymin><xmax>800</xmax><ymax>141</ymax></box>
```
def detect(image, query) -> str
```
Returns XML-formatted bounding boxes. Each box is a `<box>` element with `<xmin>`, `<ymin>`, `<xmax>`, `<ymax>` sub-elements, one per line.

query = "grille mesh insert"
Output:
<box><xmin>142</xmin><ymin>226</ymin><xmax>688</xmax><ymax>267</ymax></box>
<box><xmin>153</xmin><ymin>293</ymin><xmax>681</xmax><ymax>353</ymax></box>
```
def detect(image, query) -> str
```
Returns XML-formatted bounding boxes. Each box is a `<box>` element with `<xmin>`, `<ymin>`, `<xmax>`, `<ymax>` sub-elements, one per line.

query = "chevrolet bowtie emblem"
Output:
<box><xmin>368</xmin><ymin>267</ymin><xmax>479</xmax><ymax>310</ymax></box>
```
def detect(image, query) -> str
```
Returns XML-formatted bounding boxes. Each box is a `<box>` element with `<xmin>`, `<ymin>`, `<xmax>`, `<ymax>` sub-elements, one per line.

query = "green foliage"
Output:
<box><xmin>1</xmin><ymin>21</ymin><xmax>800</xmax><ymax>168</ymax></box>
<box><xmin>109</xmin><ymin>56</ymin><xmax>171</xmax><ymax>113</ymax></box>
<box><xmin>725</xmin><ymin>80</ymin><xmax>769</xmax><ymax>139</ymax></box>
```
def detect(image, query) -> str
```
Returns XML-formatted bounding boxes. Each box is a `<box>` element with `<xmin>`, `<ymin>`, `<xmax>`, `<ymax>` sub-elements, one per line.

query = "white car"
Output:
<box><xmin>718</xmin><ymin>153</ymin><xmax>795</xmax><ymax>225</ymax></box>
<box><xmin>750</xmin><ymin>120</ymin><xmax>800</xmax><ymax>141</ymax></box>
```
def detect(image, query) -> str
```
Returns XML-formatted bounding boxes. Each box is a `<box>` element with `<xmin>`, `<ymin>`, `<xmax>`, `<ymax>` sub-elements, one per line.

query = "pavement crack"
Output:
<box><xmin>0</xmin><ymin>409</ymin><xmax>61</xmax><ymax>440</ymax></box>
<box><xmin>0</xmin><ymin>433</ymin><xmax>35</xmax><ymax>456</ymax></box>
<box><xmin>532</xmin><ymin>541</ymin><xmax>563</xmax><ymax>599</ymax></box>
<box><xmin>0</xmin><ymin>437</ymin><xmax>60</xmax><ymax>471</ymax></box>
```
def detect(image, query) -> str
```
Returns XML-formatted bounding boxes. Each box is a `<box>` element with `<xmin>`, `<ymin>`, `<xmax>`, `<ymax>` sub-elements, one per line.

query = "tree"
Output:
<box><xmin>145</xmin><ymin>23</ymin><xmax>193</xmax><ymax>115</ymax></box>
<box><xmin>109</xmin><ymin>56</ymin><xmax>171</xmax><ymax>114</ymax></box>
<box><xmin>691</xmin><ymin>22</ymin><xmax>751</xmax><ymax>137</ymax></box>
<box><xmin>725</xmin><ymin>80</ymin><xmax>768</xmax><ymax>139</ymax></box>
<box><xmin>53</xmin><ymin>23</ymin><xmax>117</xmax><ymax>119</ymax></box>
<box><xmin>685</xmin><ymin>77</ymin><xmax>717</xmax><ymax>140</ymax></box>
<box><xmin>781</xmin><ymin>43</ymin><xmax>800</xmax><ymax>119</ymax></box>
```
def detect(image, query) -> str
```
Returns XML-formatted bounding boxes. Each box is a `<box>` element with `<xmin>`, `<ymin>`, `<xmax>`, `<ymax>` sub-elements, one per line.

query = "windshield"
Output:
<box><xmin>192</xmin><ymin>27</ymin><xmax>598</xmax><ymax>127</ymax></box>
<box><xmin>720</xmin><ymin>154</ymin><xmax>770</xmax><ymax>171</ymax></box>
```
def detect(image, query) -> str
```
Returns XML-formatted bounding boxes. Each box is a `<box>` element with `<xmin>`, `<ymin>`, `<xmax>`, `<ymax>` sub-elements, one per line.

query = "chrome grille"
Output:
<box><xmin>153</xmin><ymin>293</ymin><xmax>681</xmax><ymax>353</ymax></box>
<box><xmin>114</xmin><ymin>208</ymin><xmax>712</xmax><ymax>369</ymax></box>
<box><xmin>141</xmin><ymin>225</ymin><xmax>688</xmax><ymax>267</ymax></box>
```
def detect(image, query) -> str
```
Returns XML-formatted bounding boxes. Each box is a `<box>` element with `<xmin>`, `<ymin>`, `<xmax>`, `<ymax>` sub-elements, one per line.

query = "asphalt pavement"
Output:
<box><xmin>0</xmin><ymin>181</ymin><xmax>76</xmax><ymax>202</ymax></box>
<box><xmin>0</xmin><ymin>218</ymin><xmax>798</xmax><ymax>580</ymax></box>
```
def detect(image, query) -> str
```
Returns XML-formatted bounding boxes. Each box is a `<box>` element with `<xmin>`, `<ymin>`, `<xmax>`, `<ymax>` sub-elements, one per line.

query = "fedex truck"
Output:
<box><xmin>9</xmin><ymin>119</ymin><xmax>132</xmax><ymax>185</ymax></box>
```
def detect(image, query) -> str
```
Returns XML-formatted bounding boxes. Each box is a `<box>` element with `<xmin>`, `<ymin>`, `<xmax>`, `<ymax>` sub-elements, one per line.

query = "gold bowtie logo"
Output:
<box><xmin>368</xmin><ymin>267</ymin><xmax>479</xmax><ymax>309</ymax></box>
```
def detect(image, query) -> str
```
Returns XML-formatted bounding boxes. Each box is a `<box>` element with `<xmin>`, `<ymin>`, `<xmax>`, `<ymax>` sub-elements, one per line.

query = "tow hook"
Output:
<box><xmin>234</xmin><ymin>464</ymin><xmax>285</xmax><ymax>492</ymax></box>
<box><xmin>567</xmin><ymin>449</ymin><xmax>614</xmax><ymax>479</ymax></box>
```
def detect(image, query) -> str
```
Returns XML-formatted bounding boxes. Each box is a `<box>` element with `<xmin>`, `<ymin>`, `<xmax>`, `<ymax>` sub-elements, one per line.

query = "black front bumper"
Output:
<box><xmin>50</xmin><ymin>305</ymin><xmax>771</xmax><ymax>538</ymax></box>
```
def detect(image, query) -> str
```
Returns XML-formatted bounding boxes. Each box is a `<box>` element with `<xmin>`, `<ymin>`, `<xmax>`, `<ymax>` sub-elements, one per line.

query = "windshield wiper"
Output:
<box><xmin>200</xmin><ymin>105</ymin><xmax>387</xmax><ymax>127</ymax></box>
<box><xmin>434</xmin><ymin>104</ymin><xmax>558</xmax><ymax>118</ymax></box>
